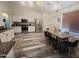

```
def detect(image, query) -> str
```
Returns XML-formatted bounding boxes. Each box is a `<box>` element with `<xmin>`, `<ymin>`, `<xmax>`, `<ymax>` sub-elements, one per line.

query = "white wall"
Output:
<box><xmin>0</xmin><ymin>2</ymin><xmax>9</xmax><ymax>13</ymax></box>
<box><xmin>43</xmin><ymin>3</ymin><xmax>79</xmax><ymax>31</ymax></box>
<box><xmin>7</xmin><ymin>4</ymin><xmax>42</xmax><ymax>23</ymax></box>
<box><xmin>43</xmin><ymin>13</ymin><xmax>61</xmax><ymax>31</ymax></box>
<box><xmin>0</xmin><ymin>2</ymin><xmax>9</xmax><ymax>18</ymax></box>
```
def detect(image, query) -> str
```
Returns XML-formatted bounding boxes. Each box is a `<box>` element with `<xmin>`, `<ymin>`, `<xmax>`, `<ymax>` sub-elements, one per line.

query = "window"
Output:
<box><xmin>62</xmin><ymin>10</ymin><xmax>79</xmax><ymax>34</ymax></box>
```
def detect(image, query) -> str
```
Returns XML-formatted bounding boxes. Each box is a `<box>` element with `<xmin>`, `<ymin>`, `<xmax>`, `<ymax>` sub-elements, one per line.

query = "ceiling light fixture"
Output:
<box><xmin>20</xmin><ymin>1</ymin><xmax>26</xmax><ymax>5</ymax></box>
<box><xmin>28</xmin><ymin>1</ymin><xmax>34</xmax><ymax>7</ymax></box>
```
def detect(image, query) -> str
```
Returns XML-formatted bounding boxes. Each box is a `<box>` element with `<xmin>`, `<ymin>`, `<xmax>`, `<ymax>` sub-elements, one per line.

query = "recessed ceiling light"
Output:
<box><xmin>53</xmin><ymin>4</ymin><xmax>61</xmax><ymax>10</ymax></box>
<box><xmin>20</xmin><ymin>1</ymin><xmax>26</xmax><ymax>5</ymax></box>
<box><xmin>28</xmin><ymin>1</ymin><xmax>34</xmax><ymax>7</ymax></box>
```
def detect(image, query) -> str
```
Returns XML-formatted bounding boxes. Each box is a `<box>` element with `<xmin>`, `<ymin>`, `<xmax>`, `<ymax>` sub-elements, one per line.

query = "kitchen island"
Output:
<box><xmin>0</xmin><ymin>28</ymin><xmax>15</xmax><ymax>58</ymax></box>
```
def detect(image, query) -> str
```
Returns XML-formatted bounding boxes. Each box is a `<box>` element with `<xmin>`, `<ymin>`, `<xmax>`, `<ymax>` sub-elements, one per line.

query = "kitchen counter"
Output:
<box><xmin>0</xmin><ymin>41</ymin><xmax>15</xmax><ymax>58</ymax></box>
<box><xmin>0</xmin><ymin>28</ymin><xmax>13</xmax><ymax>33</ymax></box>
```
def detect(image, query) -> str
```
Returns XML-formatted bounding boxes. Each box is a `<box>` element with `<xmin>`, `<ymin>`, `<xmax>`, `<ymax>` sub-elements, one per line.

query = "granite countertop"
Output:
<box><xmin>0</xmin><ymin>28</ymin><xmax>13</xmax><ymax>33</ymax></box>
<box><xmin>0</xmin><ymin>41</ymin><xmax>15</xmax><ymax>58</ymax></box>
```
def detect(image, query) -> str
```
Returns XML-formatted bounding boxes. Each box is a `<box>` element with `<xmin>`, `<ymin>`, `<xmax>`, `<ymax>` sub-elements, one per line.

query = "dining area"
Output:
<box><xmin>44</xmin><ymin>28</ymin><xmax>79</xmax><ymax>57</ymax></box>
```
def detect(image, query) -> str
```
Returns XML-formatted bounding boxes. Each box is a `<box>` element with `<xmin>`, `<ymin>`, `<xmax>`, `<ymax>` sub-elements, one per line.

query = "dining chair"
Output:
<box><xmin>62</xmin><ymin>41</ymin><xmax>73</xmax><ymax>57</ymax></box>
<box><xmin>44</xmin><ymin>31</ymin><xmax>49</xmax><ymax>41</ymax></box>
<box><xmin>44</xmin><ymin>31</ymin><xmax>47</xmax><ymax>38</ymax></box>
<box><xmin>46</xmin><ymin>32</ymin><xmax>57</xmax><ymax>49</ymax></box>
<box><xmin>71</xmin><ymin>40</ymin><xmax>79</xmax><ymax>56</ymax></box>
<box><xmin>57</xmin><ymin>42</ymin><xmax>69</xmax><ymax>55</ymax></box>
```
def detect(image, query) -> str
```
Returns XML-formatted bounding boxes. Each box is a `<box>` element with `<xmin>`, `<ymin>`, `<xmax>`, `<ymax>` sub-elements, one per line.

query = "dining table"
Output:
<box><xmin>48</xmin><ymin>30</ymin><xmax>76</xmax><ymax>56</ymax></box>
<box><xmin>49</xmin><ymin>31</ymin><xmax>69</xmax><ymax>41</ymax></box>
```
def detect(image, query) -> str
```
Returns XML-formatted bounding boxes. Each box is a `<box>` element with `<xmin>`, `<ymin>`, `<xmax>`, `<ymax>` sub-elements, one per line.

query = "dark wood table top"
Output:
<box><xmin>50</xmin><ymin>32</ymin><xmax>69</xmax><ymax>41</ymax></box>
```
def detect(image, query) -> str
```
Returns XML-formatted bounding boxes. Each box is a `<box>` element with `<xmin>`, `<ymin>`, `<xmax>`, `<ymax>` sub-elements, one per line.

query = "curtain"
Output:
<box><xmin>62</xmin><ymin>10</ymin><xmax>79</xmax><ymax>33</ymax></box>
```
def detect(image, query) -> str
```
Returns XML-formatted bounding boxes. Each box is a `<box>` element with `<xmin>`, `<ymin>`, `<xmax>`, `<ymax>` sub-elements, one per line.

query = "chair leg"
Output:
<box><xmin>68</xmin><ymin>47</ymin><xmax>76</xmax><ymax>57</ymax></box>
<box><xmin>64</xmin><ymin>47</ymin><xmax>69</xmax><ymax>57</ymax></box>
<box><xmin>73</xmin><ymin>48</ymin><xmax>76</xmax><ymax>56</ymax></box>
<box><xmin>68</xmin><ymin>47</ymin><xmax>72</xmax><ymax>57</ymax></box>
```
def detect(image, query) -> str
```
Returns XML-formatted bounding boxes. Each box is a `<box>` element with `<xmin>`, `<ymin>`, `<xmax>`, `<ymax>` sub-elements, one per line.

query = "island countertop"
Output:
<box><xmin>0</xmin><ymin>28</ymin><xmax>13</xmax><ymax>33</ymax></box>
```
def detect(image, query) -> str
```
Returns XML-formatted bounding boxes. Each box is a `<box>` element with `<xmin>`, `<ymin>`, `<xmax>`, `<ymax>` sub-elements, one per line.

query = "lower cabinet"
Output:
<box><xmin>0</xmin><ymin>31</ymin><xmax>8</xmax><ymax>42</ymax></box>
<box><xmin>28</xmin><ymin>26</ymin><xmax>35</xmax><ymax>32</ymax></box>
<box><xmin>7</xmin><ymin>30</ymin><xmax>11</xmax><ymax>42</ymax></box>
<box><xmin>13</xmin><ymin>26</ymin><xmax>36</xmax><ymax>33</ymax></box>
<box><xmin>14</xmin><ymin>26</ymin><xmax>21</xmax><ymax>33</ymax></box>
<box><xmin>11</xmin><ymin>29</ymin><xmax>15</xmax><ymax>39</ymax></box>
<box><xmin>0</xmin><ymin>29</ymin><xmax>15</xmax><ymax>43</ymax></box>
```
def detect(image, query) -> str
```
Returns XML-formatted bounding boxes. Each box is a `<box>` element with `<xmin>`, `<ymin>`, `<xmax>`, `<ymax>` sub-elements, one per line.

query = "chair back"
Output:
<box><xmin>44</xmin><ymin>31</ymin><xmax>49</xmax><ymax>37</ymax></box>
<box><xmin>44</xmin><ymin>31</ymin><xmax>47</xmax><ymax>37</ymax></box>
<box><xmin>72</xmin><ymin>40</ymin><xmax>79</xmax><ymax>47</ymax></box>
<box><xmin>63</xmin><ymin>41</ymin><xmax>73</xmax><ymax>47</ymax></box>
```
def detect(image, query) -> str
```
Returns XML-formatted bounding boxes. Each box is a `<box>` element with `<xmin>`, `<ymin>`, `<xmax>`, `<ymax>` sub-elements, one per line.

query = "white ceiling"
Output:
<box><xmin>35</xmin><ymin>1</ymin><xmax>61</xmax><ymax>13</ymax></box>
<box><xmin>0</xmin><ymin>1</ymin><xmax>77</xmax><ymax>13</ymax></box>
<box><xmin>34</xmin><ymin>1</ymin><xmax>77</xmax><ymax>13</ymax></box>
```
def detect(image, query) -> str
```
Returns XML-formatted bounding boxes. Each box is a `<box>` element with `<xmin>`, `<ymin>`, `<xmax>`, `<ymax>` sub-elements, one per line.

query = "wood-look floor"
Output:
<box><xmin>13</xmin><ymin>33</ymin><xmax>79</xmax><ymax>58</ymax></box>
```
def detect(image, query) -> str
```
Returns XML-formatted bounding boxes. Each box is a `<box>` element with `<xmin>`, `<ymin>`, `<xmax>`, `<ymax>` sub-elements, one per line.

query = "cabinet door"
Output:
<box><xmin>0</xmin><ymin>32</ymin><xmax>8</xmax><ymax>42</ymax></box>
<box><xmin>28</xmin><ymin>26</ymin><xmax>35</xmax><ymax>32</ymax></box>
<box><xmin>9</xmin><ymin>29</ymin><xmax>15</xmax><ymax>40</ymax></box>
<box><xmin>14</xmin><ymin>26</ymin><xmax>21</xmax><ymax>33</ymax></box>
<box><xmin>11</xmin><ymin>29</ymin><xmax>15</xmax><ymax>39</ymax></box>
<box><xmin>0</xmin><ymin>29</ymin><xmax>15</xmax><ymax>43</ymax></box>
<box><xmin>7</xmin><ymin>30</ymin><xmax>12</xmax><ymax>42</ymax></box>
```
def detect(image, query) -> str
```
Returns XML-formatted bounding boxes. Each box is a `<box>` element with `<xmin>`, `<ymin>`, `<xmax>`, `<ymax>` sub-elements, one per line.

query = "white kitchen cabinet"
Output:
<box><xmin>12</xmin><ymin>18</ymin><xmax>21</xmax><ymax>22</ymax></box>
<box><xmin>7</xmin><ymin>30</ymin><xmax>12</xmax><ymax>42</ymax></box>
<box><xmin>28</xmin><ymin>19</ymin><xmax>35</xmax><ymax>22</ymax></box>
<box><xmin>6</xmin><ymin>29</ymin><xmax>15</xmax><ymax>42</ymax></box>
<box><xmin>10</xmin><ymin>29</ymin><xmax>15</xmax><ymax>39</ymax></box>
<box><xmin>0</xmin><ymin>31</ymin><xmax>8</xmax><ymax>42</ymax></box>
<box><xmin>14</xmin><ymin>26</ymin><xmax>21</xmax><ymax>33</ymax></box>
<box><xmin>28</xmin><ymin>26</ymin><xmax>35</xmax><ymax>32</ymax></box>
<box><xmin>9</xmin><ymin>29</ymin><xmax>15</xmax><ymax>40</ymax></box>
<box><xmin>0</xmin><ymin>29</ymin><xmax>15</xmax><ymax>43</ymax></box>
